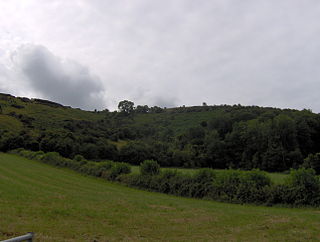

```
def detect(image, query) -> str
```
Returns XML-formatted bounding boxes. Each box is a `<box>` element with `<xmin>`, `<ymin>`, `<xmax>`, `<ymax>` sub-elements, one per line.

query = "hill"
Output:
<box><xmin>1</xmin><ymin>93</ymin><xmax>320</xmax><ymax>172</ymax></box>
<box><xmin>1</xmin><ymin>153</ymin><xmax>320</xmax><ymax>241</ymax></box>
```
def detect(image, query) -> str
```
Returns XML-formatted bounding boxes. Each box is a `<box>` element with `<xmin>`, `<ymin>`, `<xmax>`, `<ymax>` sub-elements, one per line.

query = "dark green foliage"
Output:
<box><xmin>41</xmin><ymin>152</ymin><xmax>63</xmax><ymax>165</ymax></box>
<box><xmin>140</xmin><ymin>160</ymin><xmax>160</xmax><ymax>176</ymax></box>
<box><xmin>118</xmin><ymin>100</ymin><xmax>134</xmax><ymax>114</ymax></box>
<box><xmin>211</xmin><ymin>170</ymin><xmax>271</xmax><ymax>204</ymax></box>
<box><xmin>74</xmin><ymin>154</ymin><xmax>86</xmax><ymax>162</ymax></box>
<box><xmin>123</xmin><ymin>166</ymin><xmax>273</xmax><ymax>204</ymax></box>
<box><xmin>303</xmin><ymin>153</ymin><xmax>320</xmax><ymax>174</ymax></box>
<box><xmin>149</xmin><ymin>106</ymin><xmax>163</xmax><ymax>113</ymax></box>
<box><xmin>282</xmin><ymin>168</ymin><xmax>320</xmax><ymax>206</ymax></box>
<box><xmin>2</xmin><ymin>94</ymin><xmax>320</xmax><ymax>173</ymax></box>
<box><xmin>119</xmin><ymin>141</ymin><xmax>150</xmax><ymax>165</ymax></box>
<box><xmin>121</xmin><ymin>167</ymin><xmax>320</xmax><ymax>206</ymax></box>
<box><xmin>151</xmin><ymin>170</ymin><xmax>179</xmax><ymax>193</ymax></box>
<box><xmin>189</xmin><ymin>169</ymin><xmax>215</xmax><ymax>198</ymax></box>
<box><xmin>135</xmin><ymin>105</ymin><xmax>149</xmax><ymax>113</ymax></box>
<box><xmin>107</xmin><ymin>162</ymin><xmax>131</xmax><ymax>180</ymax></box>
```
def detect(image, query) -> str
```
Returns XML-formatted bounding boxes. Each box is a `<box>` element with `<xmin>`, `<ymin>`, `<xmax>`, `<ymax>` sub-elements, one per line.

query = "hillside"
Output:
<box><xmin>1</xmin><ymin>153</ymin><xmax>320</xmax><ymax>241</ymax></box>
<box><xmin>1</xmin><ymin>93</ymin><xmax>320</xmax><ymax>172</ymax></box>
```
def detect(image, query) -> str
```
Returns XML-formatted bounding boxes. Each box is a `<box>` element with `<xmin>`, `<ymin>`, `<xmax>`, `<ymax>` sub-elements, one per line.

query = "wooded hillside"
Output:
<box><xmin>1</xmin><ymin>93</ymin><xmax>320</xmax><ymax>172</ymax></box>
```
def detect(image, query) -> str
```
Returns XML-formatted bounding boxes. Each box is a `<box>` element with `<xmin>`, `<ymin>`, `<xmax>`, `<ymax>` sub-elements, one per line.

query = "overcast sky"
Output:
<box><xmin>0</xmin><ymin>0</ymin><xmax>320</xmax><ymax>112</ymax></box>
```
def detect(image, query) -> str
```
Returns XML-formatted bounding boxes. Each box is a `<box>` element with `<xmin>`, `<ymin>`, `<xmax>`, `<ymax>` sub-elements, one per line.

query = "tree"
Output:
<box><xmin>135</xmin><ymin>105</ymin><xmax>149</xmax><ymax>113</ymax></box>
<box><xmin>118</xmin><ymin>100</ymin><xmax>134</xmax><ymax>114</ymax></box>
<box><xmin>303</xmin><ymin>153</ymin><xmax>320</xmax><ymax>175</ymax></box>
<box><xmin>149</xmin><ymin>106</ymin><xmax>163</xmax><ymax>113</ymax></box>
<box><xmin>119</xmin><ymin>141</ymin><xmax>151</xmax><ymax>165</ymax></box>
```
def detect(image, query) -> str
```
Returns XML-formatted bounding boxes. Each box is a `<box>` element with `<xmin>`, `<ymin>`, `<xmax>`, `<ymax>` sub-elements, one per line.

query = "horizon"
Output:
<box><xmin>0</xmin><ymin>91</ymin><xmax>316</xmax><ymax>114</ymax></box>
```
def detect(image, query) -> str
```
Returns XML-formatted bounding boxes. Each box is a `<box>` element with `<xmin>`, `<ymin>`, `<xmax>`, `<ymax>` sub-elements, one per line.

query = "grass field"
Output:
<box><xmin>131</xmin><ymin>165</ymin><xmax>288</xmax><ymax>184</ymax></box>
<box><xmin>1</xmin><ymin>154</ymin><xmax>319</xmax><ymax>241</ymax></box>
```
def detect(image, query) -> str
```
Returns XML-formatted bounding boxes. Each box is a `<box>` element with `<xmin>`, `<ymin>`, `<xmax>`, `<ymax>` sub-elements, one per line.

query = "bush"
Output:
<box><xmin>303</xmin><ymin>153</ymin><xmax>320</xmax><ymax>175</ymax></box>
<box><xmin>190</xmin><ymin>169</ymin><xmax>215</xmax><ymax>198</ymax></box>
<box><xmin>283</xmin><ymin>168</ymin><xmax>320</xmax><ymax>206</ymax></box>
<box><xmin>140</xmin><ymin>160</ymin><xmax>160</xmax><ymax>176</ymax></box>
<box><xmin>41</xmin><ymin>152</ymin><xmax>63</xmax><ymax>166</ymax></box>
<box><xmin>107</xmin><ymin>162</ymin><xmax>131</xmax><ymax>180</ymax></box>
<box><xmin>235</xmin><ymin>170</ymin><xmax>271</xmax><ymax>204</ymax></box>
<box><xmin>166</xmin><ymin>173</ymin><xmax>194</xmax><ymax>197</ymax></box>
<box><xmin>74</xmin><ymin>154</ymin><xmax>86</xmax><ymax>162</ymax></box>
<box><xmin>117</xmin><ymin>173</ymin><xmax>152</xmax><ymax>188</ymax></box>
<box><xmin>211</xmin><ymin>169</ymin><xmax>271</xmax><ymax>204</ymax></box>
<box><xmin>151</xmin><ymin>170</ymin><xmax>178</xmax><ymax>193</ymax></box>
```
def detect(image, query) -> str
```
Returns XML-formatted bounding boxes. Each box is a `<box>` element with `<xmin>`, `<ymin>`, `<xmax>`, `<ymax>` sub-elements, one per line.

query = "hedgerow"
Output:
<box><xmin>119</xmin><ymin>161</ymin><xmax>320</xmax><ymax>206</ymax></box>
<box><xmin>10</xmin><ymin>149</ymin><xmax>130</xmax><ymax>181</ymax></box>
<box><xmin>10</xmin><ymin>149</ymin><xmax>320</xmax><ymax>207</ymax></box>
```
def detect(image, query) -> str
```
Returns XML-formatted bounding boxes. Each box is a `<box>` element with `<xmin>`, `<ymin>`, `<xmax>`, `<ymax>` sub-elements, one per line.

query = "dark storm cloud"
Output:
<box><xmin>11</xmin><ymin>44</ymin><xmax>105</xmax><ymax>110</ymax></box>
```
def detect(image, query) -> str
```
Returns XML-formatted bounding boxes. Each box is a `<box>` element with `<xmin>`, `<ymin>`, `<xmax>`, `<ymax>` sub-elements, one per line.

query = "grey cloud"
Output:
<box><xmin>11</xmin><ymin>44</ymin><xmax>106</xmax><ymax>110</ymax></box>
<box><xmin>1</xmin><ymin>1</ymin><xmax>320</xmax><ymax>111</ymax></box>
<box><xmin>151</xmin><ymin>96</ymin><xmax>178</xmax><ymax>108</ymax></box>
<box><xmin>0</xmin><ymin>66</ymin><xmax>12</xmax><ymax>94</ymax></box>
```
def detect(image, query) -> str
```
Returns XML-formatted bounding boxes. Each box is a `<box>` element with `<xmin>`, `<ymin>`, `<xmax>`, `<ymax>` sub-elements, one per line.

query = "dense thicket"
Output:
<box><xmin>1</xmin><ymin>93</ymin><xmax>320</xmax><ymax>172</ymax></box>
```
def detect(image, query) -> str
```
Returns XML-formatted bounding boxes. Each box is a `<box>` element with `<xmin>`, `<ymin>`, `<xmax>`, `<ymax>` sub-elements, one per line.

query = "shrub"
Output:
<box><xmin>140</xmin><ymin>160</ymin><xmax>160</xmax><ymax>176</ymax></box>
<box><xmin>236</xmin><ymin>170</ymin><xmax>271</xmax><ymax>204</ymax></box>
<box><xmin>190</xmin><ymin>169</ymin><xmax>215</xmax><ymax>198</ymax></box>
<box><xmin>97</xmin><ymin>161</ymin><xmax>114</xmax><ymax>171</ymax></box>
<box><xmin>303</xmin><ymin>153</ymin><xmax>320</xmax><ymax>175</ymax></box>
<box><xmin>117</xmin><ymin>173</ymin><xmax>152</xmax><ymax>188</ymax></box>
<box><xmin>211</xmin><ymin>169</ymin><xmax>271</xmax><ymax>204</ymax></box>
<box><xmin>283</xmin><ymin>168</ymin><xmax>320</xmax><ymax>206</ymax></box>
<box><xmin>212</xmin><ymin>170</ymin><xmax>241</xmax><ymax>202</ymax></box>
<box><xmin>74</xmin><ymin>154</ymin><xmax>86</xmax><ymax>162</ymax></box>
<box><xmin>107</xmin><ymin>162</ymin><xmax>131</xmax><ymax>180</ymax></box>
<box><xmin>152</xmin><ymin>170</ymin><xmax>178</xmax><ymax>193</ymax></box>
<box><xmin>32</xmin><ymin>150</ymin><xmax>45</xmax><ymax>160</ymax></box>
<box><xmin>168</xmin><ymin>172</ymin><xmax>193</xmax><ymax>197</ymax></box>
<box><xmin>41</xmin><ymin>152</ymin><xmax>62</xmax><ymax>166</ymax></box>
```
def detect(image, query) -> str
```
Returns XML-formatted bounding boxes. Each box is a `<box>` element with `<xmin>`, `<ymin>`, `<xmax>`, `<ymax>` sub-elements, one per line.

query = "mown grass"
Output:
<box><xmin>131</xmin><ymin>165</ymin><xmax>288</xmax><ymax>184</ymax></box>
<box><xmin>1</xmin><ymin>154</ymin><xmax>319</xmax><ymax>241</ymax></box>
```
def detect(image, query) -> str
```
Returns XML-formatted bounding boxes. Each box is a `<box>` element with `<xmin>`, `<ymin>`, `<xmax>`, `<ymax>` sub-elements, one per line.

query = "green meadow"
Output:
<box><xmin>1</xmin><ymin>153</ymin><xmax>320</xmax><ymax>241</ymax></box>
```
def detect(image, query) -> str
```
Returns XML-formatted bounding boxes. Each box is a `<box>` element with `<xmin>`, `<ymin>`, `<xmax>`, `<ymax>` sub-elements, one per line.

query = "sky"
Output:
<box><xmin>0</xmin><ymin>0</ymin><xmax>320</xmax><ymax>112</ymax></box>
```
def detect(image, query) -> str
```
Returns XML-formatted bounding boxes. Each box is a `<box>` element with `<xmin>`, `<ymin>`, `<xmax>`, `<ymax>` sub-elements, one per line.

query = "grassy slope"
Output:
<box><xmin>0</xmin><ymin>96</ymin><xmax>102</xmax><ymax>133</ymax></box>
<box><xmin>0</xmin><ymin>115</ymin><xmax>23</xmax><ymax>133</ymax></box>
<box><xmin>0</xmin><ymin>95</ymin><xmax>232</xmax><ymax>137</ymax></box>
<box><xmin>1</xmin><ymin>154</ymin><xmax>320</xmax><ymax>241</ymax></box>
